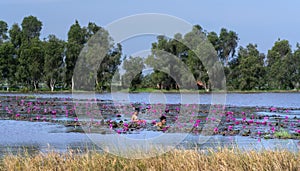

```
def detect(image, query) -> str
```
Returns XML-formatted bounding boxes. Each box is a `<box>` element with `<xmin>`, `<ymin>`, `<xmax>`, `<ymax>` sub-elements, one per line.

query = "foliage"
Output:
<box><xmin>228</xmin><ymin>44</ymin><xmax>266</xmax><ymax>90</ymax></box>
<box><xmin>274</xmin><ymin>128</ymin><xmax>292</xmax><ymax>139</ymax></box>
<box><xmin>122</xmin><ymin>56</ymin><xmax>145</xmax><ymax>91</ymax></box>
<box><xmin>0</xmin><ymin>16</ymin><xmax>299</xmax><ymax>92</ymax></box>
<box><xmin>44</xmin><ymin>35</ymin><xmax>65</xmax><ymax>91</ymax></box>
<box><xmin>0</xmin><ymin>20</ymin><xmax>8</xmax><ymax>44</ymax></box>
<box><xmin>266</xmin><ymin>40</ymin><xmax>293</xmax><ymax>90</ymax></box>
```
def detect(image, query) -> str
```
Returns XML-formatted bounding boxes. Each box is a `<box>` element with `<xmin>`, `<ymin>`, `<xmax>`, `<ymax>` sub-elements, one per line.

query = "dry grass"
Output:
<box><xmin>0</xmin><ymin>148</ymin><xmax>299</xmax><ymax>171</ymax></box>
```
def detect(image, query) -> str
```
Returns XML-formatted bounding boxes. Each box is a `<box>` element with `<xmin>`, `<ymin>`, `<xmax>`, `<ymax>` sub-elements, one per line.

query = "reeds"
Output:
<box><xmin>0</xmin><ymin>148</ymin><xmax>299</xmax><ymax>171</ymax></box>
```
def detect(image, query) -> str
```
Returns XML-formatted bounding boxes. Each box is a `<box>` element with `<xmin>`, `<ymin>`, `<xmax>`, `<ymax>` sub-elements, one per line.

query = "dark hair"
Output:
<box><xmin>160</xmin><ymin>115</ymin><xmax>166</xmax><ymax>121</ymax></box>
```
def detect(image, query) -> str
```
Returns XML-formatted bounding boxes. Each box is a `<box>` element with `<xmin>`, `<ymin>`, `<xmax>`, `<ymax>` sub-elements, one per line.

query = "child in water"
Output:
<box><xmin>155</xmin><ymin>115</ymin><xmax>167</xmax><ymax>128</ymax></box>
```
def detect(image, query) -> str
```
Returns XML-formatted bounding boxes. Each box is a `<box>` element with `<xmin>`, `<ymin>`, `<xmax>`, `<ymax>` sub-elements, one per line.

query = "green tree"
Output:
<box><xmin>44</xmin><ymin>35</ymin><xmax>65</xmax><ymax>91</ymax></box>
<box><xmin>122</xmin><ymin>56</ymin><xmax>145</xmax><ymax>91</ymax></box>
<box><xmin>266</xmin><ymin>39</ymin><xmax>293</xmax><ymax>89</ymax></box>
<box><xmin>21</xmin><ymin>15</ymin><xmax>42</xmax><ymax>42</ymax></box>
<box><xmin>9</xmin><ymin>23</ymin><xmax>22</xmax><ymax>48</ymax></box>
<box><xmin>183</xmin><ymin>25</ymin><xmax>224</xmax><ymax>90</ymax></box>
<box><xmin>85</xmin><ymin>22</ymin><xmax>101</xmax><ymax>39</ymax></box>
<box><xmin>96</xmin><ymin>43</ymin><xmax>122</xmax><ymax>91</ymax></box>
<box><xmin>146</xmin><ymin>25</ymin><xmax>221</xmax><ymax>91</ymax></box>
<box><xmin>183</xmin><ymin>26</ymin><xmax>210</xmax><ymax>90</ymax></box>
<box><xmin>288</xmin><ymin>43</ymin><xmax>300</xmax><ymax>89</ymax></box>
<box><xmin>0</xmin><ymin>42</ymin><xmax>16</xmax><ymax>90</ymax></box>
<box><xmin>0</xmin><ymin>20</ymin><xmax>8</xmax><ymax>44</ymax></box>
<box><xmin>14</xmin><ymin>16</ymin><xmax>44</xmax><ymax>90</ymax></box>
<box><xmin>207</xmin><ymin>29</ymin><xmax>239</xmax><ymax>66</ymax></box>
<box><xmin>207</xmin><ymin>31</ymin><xmax>219</xmax><ymax>52</ymax></box>
<box><xmin>141</xmin><ymin>73</ymin><xmax>155</xmax><ymax>88</ymax></box>
<box><xmin>17</xmin><ymin>38</ymin><xmax>44</xmax><ymax>90</ymax></box>
<box><xmin>230</xmin><ymin>44</ymin><xmax>265</xmax><ymax>90</ymax></box>
<box><xmin>65</xmin><ymin>20</ymin><xmax>86</xmax><ymax>90</ymax></box>
<box><xmin>73</xmin><ymin>26</ymin><xmax>118</xmax><ymax>92</ymax></box>
<box><xmin>147</xmin><ymin>35</ymin><xmax>191</xmax><ymax>90</ymax></box>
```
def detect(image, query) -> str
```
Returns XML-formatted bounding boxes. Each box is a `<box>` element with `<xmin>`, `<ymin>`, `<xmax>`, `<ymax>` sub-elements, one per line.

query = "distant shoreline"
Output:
<box><xmin>0</xmin><ymin>89</ymin><xmax>299</xmax><ymax>94</ymax></box>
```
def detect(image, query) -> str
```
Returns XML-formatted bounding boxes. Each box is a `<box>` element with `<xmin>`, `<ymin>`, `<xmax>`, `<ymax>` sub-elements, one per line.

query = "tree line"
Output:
<box><xmin>0</xmin><ymin>16</ymin><xmax>121</xmax><ymax>92</ymax></box>
<box><xmin>0</xmin><ymin>15</ymin><xmax>299</xmax><ymax>92</ymax></box>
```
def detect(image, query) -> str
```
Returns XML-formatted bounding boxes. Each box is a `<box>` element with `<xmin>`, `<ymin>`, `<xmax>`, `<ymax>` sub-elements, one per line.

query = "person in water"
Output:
<box><xmin>155</xmin><ymin>115</ymin><xmax>167</xmax><ymax>128</ymax></box>
<box><xmin>131</xmin><ymin>110</ymin><xmax>139</xmax><ymax>122</ymax></box>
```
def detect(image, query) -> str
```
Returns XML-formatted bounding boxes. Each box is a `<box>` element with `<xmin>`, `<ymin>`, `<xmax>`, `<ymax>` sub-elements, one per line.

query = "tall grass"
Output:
<box><xmin>0</xmin><ymin>148</ymin><xmax>299</xmax><ymax>171</ymax></box>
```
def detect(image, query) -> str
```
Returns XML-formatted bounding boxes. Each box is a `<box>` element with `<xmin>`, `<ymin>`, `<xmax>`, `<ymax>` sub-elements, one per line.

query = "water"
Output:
<box><xmin>0</xmin><ymin>120</ymin><xmax>298</xmax><ymax>156</ymax></box>
<box><xmin>1</xmin><ymin>92</ymin><xmax>300</xmax><ymax>155</ymax></box>
<box><xmin>2</xmin><ymin>92</ymin><xmax>300</xmax><ymax>108</ymax></box>
<box><xmin>0</xmin><ymin>120</ymin><xmax>93</xmax><ymax>155</ymax></box>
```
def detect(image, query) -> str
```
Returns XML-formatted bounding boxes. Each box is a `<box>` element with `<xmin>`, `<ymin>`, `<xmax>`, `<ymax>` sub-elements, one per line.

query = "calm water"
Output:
<box><xmin>1</xmin><ymin>92</ymin><xmax>300</xmax><ymax>155</ymax></box>
<box><xmin>0</xmin><ymin>120</ymin><xmax>299</xmax><ymax>156</ymax></box>
<box><xmin>2</xmin><ymin>92</ymin><xmax>300</xmax><ymax>108</ymax></box>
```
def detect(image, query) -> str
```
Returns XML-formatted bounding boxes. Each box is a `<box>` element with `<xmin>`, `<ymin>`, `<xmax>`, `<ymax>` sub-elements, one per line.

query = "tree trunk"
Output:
<box><xmin>72</xmin><ymin>76</ymin><xmax>74</xmax><ymax>91</ymax></box>
<box><xmin>50</xmin><ymin>78</ymin><xmax>56</xmax><ymax>92</ymax></box>
<box><xmin>33</xmin><ymin>81</ymin><xmax>38</xmax><ymax>91</ymax></box>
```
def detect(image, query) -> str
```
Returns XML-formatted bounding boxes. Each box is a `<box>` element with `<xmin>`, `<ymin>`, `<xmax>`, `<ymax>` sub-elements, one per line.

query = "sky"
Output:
<box><xmin>1</xmin><ymin>0</ymin><xmax>300</xmax><ymax>56</ymax></box>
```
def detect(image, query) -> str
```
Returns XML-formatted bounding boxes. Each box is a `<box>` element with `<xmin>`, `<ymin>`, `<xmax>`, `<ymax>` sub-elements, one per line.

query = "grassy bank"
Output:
<box><xmin>1</xmin><ymin>148</ymin><xmax>299</xmax><ymax>171</ymax></box>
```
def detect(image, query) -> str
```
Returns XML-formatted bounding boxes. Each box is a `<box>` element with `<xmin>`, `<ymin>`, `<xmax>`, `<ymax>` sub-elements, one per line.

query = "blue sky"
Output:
<box><xmin>1</xmin><ymin>0</ymin><xmax>300</xmax><ymax>56</ymax></box>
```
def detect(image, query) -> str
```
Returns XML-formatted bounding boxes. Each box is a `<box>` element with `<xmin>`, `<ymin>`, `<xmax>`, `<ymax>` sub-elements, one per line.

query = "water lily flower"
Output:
<box><xmin>270</xmin><ymin>107</ymin><xmax>277</xmax><ymax>112</ymax></box>
<box><xmin>213</xmin><ymin>127</ymin><xmax>218</xmax><ymax>133</ymax></box>
<box><xmin>271</xmin><ymin>126</ymin><xmax>275</xmax><ymax>133</ymax></box>
<box><xmin>257</xmin><ymin>131</ymin><xmax>261</xmax><ymax>136</ymax></box>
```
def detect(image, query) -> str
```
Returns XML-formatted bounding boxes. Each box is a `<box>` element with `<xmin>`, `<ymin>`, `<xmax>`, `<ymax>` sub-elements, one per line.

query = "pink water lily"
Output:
<box><xmin>257</xmin><ymin>131</ymin><xmax>261</xmax><ymax>136</ymax></box>
<box><xmin>213</xmin><ymin>127</ymin><xmax>218</xmax><ymax>133</ymax></box>
<box><xmin>271</xmin><ymin>126</ymin><xmax>275</xmax><ymax>133</ymax></box>
<box><xmin>270</xmin><ymin>107</ymin><xmax>277</xmax><ymax>112</ymax></box>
